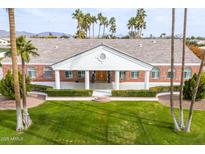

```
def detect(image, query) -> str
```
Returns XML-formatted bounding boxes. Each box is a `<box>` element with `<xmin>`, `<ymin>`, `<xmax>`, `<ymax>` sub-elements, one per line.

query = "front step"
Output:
<box><xmin>93</xmin><ymin>96</ymin><xmax>111</xmax><ymax>103</ymax></box>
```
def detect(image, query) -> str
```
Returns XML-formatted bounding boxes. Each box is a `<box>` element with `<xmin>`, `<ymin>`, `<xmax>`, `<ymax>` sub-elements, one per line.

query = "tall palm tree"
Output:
<box><xmin>91</xmin><ymin>16</ymin><xmax>97</xmax><ymax>38</ymax></box>
<box><xmin>109</xmin><ymin>17</ymin><xmax>117</xmax><ymax>38</ymax></box>
<box><xmin>170</xmin><ymin>8</ymin><xmax>180</xmax><ymax>131</ymax></box>
<box><xmin>8</xmin><ymin>8</ymin><xmax>24</xmax><ymax>131</ymax></box>
<box><xmin>127</xmin><ymin>17</ymin><xmax>136</xmax><ymax>38</ymax></box>
<box><xmin>16</xmin><ymin>36</ymin><xmax>39</xmax><ymax>128</ymax></box>
<box><xmin>137</xmin><ymin>9</ymin><xmax>147</xmax><ymax>37</ymax></box>
<box><xmin>72</xmin><ymin>9</ymin><xmax>84</xmax><ymax>32</ymax></box>
<box><xmin>185</xmin><ymin>49</ymin><xmax>205</xmax><ymax>132</ymax></box>
<box><xmin>102</xmin><ymin>17</ymin><xmax>108</xmax><ymax>38</ymax></box>
<box><xmin>97</xmin><ymin>13</ymin><xmax>103</xmax><ymax>38</ymax></box>
<box><xmin>179</xmin><ymin>8</ymin><xmax>187</xmax><ymax>129</ymax></box>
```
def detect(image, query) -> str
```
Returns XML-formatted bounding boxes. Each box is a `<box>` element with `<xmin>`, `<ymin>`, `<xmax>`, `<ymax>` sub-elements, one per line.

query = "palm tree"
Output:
<box><xmin>102</xmin><ymin>17</ymin><xmax>109</xmax><ymax>38</ymax></box>
<box><xmin>137</xmin><ymin>9</ymin><xmax>147</xmax><ymax>37</ymax></box>
<box><xmin>127</xmin><ymin>17</ymin><xmax>136</xmax><ymax>38</ymax></box>
<box><xmin>16</xmin><ymin>36</ymin><xmax>39</xmax><ymax>129</ymax></box>
<box><xmin>179</xmin><ymin>8</ymin><xmax>187</xmax><ymax>129</ymax></box>
<box><xmin>8</xmin><ymin>8</ymin><xmax>24</xmax><ymax>131</ymax></box>
<box><xmin>84</xmin><ymin>13</ymin><xmax>92</xmax><ymax>38</ymax></box>
<box><xmin>170</xmin><ymin>8</ymin><xmax>180</xmax><ymax>131</ymax></box>
<box><xmin>109</xmin><ymin>17</ymin><xmax>117</xmax><ymax>38</ymax></box>
<box><xmin>72</xmin><ymin>9</ymin><xmax>84</xmax><ymax>32</ymax></box>
<box><xmin>91</xmin><ymin>16</ymin><xmax>97</xmax><ymax>38</ymax></box>
<box><xmin>185</xmin><ymin>49</ymin><xmax>205</xmax><ymax>132</ymax></box>
<box><xmin>97</xmin><ymin>13</ymin><xmax>103</xmax><ymax>38</ymax></box>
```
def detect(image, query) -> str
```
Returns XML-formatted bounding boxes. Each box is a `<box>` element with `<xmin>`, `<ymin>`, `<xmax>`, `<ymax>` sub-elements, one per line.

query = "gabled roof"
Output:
<box><xmin>52</xmin><ymin>44</ymin><xmax>153</xmax><ymax>71</ymax></box>
<box><xmin>1</xmin><ymin>38</ymin><xmax>200</xmax><ymax>64</ymax></box>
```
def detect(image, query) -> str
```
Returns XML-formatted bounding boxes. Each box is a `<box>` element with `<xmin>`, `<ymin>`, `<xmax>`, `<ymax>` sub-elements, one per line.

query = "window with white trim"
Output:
<box><xmin>120</xmin><ymin>71</ymin><xmax>126</xmax><ymax>80</ymax></box>
<box><xmin>167</xmin><ymin>68</ymin><xmax>176</xmax><ymax>79</ymax></box>
<box><xmin>44</xmin><ymin>67</ymin><xmax>53</xmax><ymax>79</ymax></box>
<box><xmin>65</xmin><ymin>71</ymin><xmax>73</xmax><ymax>79</ymax></box>
<box><xmin>78</xmin><ymin>71</ymin><xmax>85</xmax><ymax>79</ymax></box>
<box><xmin>28</xmin><ymin>67</ymin><xmax>37</xmax><ymax>79</ymax></box>
<box><xmin>131</xmin><ymin>71</ymin><xmax>139</xmax><ymax>79</ymax></box>
<box><xmin>151</xmin><ymin>67</ymin><xmax>160</xmax><ymax>79</ymax></box>
<box><xmin>184</xmin><ymin>68</ymin><xmax>192</xmax><ymax>79</ymax></box>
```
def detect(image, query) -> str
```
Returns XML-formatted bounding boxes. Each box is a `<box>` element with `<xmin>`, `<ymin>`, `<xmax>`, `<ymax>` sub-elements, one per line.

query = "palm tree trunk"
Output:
<box><xmin>21</xmin><ymin>58</ymin><xmax>32</xmax><ymax>129</ymax></box>
<box><xmin>179</xmin><ymin>8</ymin><xmax>187</xmax><ymax>129</ymax></box>
<box><xmin>170</xmin><ymin>8</ymin><xmax>180</xmax><ymax>131</ymax></box>
<box><xmin>185</xmin><ymin>50</ymin><xmax>205</xmax><ymax>132</ymax></box>
<box><xmin>93</xmin><ymin>24</ymin><xmax>95</xmax><ymax>38</ymax></box>
<box><xmin>89</xmin><ymin>26</ymin><xmax>91</xmax><ymax>39</ymax></box>
<box><xmin>8</xmin><ymin>8</ymin><xmax>24</xmax><ymax>131</ymax></box>
<box><xmin>103</xmin><ymin>25</ymin><xmax>105</xmax><ymax>38</ymax></box>
<box><xmin>98</xmin><ymin>25</ymin><xmax>101</xmax><ymax>38</ymax></box>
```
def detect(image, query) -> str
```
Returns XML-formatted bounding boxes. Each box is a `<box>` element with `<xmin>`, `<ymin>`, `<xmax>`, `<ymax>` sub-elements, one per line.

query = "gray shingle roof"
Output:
<box><xmin>2</xmin><ymin>38</ymin><xmax>200</xmax><ymax>64</ymax></box>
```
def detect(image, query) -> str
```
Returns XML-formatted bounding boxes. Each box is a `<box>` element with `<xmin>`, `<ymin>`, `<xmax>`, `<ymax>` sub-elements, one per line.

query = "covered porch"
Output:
<box><xmin>52</xmin><ymin>44</ymin><xmax>153</xmax><ymax>90</ymax></box>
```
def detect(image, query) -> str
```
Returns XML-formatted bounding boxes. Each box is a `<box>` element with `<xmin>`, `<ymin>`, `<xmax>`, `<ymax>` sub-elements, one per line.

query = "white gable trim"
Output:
<box><xmin>52</xmin><ymin>44</ymin><xmax>153</xmax><ymax>71</ymax></box>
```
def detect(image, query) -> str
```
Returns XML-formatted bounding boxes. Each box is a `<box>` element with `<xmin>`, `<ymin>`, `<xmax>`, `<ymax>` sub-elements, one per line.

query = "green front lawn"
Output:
<box><xmin>0</xmin><ymin>101</ymin><xmax>205</xmax><ymax>144</ymax></box>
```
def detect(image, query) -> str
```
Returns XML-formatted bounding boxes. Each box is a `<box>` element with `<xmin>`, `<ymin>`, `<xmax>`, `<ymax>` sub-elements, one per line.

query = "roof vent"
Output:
<box><xmin>138</xmin><ymin>44</ymin><xmax>143</xmax><ymax>47</ymax></box>
<box><xmin>55</xmin><ymin>46</ymin><xmax>58</xmax><ymax>49</ymax></box>
<box><xmin>152</xmin><ymin>40</ymin><xmax>157</xmax><ymax>43</ymax></box>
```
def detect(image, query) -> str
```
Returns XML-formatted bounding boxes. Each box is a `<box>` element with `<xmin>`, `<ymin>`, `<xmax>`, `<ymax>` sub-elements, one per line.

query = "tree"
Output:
<box><xmin>170</xmin><ymin>8</ymin><xmax>181</xmax><ymax>131</ymax></box>
<box><xmin>17</xmin><ymin>36</ymin><xmax>39</xmax><ymax>128</ymax></box>
<box><xmin>102</xmin><ymin>16</ymin><xmax>108</xmax><ymax>38</ymax></box>
<box><xmin>8</xmin><ymin>8</ymin><xmax>24</xmax><ymax>131</ymax></box>
<box><xmin>91</xmin><ymin>15</ymin><xmax>97</xmax><ymax>38</ymax></box>
<box><xmin>72</xmin><ymin>9</ymin><xmax>84</xmax><ymax>32</ymax></box>
<box><xmin>109</xmin><ymin>17</ymin><xmax>117</xmax><ymax>38</ymax></box>
<box><xmin>97</xmin><ymin>13</ymin><xmax>103</xmax><ymax>38</ymax></box>
<box><xmin>179</xmin><ymin>8</ymin><xmax>187</xmax><ymax>129</ymax></box>
<box><xmin>127</xmin><ymin>17</ymin><xmax>136</xmax><ymax>38</ymax></box>
<box><xmin>185</xmin><ymin>49</ymin><xmax>205</xmax><ymax>132</ymax></box>
<box><xmin>136</xmin><ymin>9</ymin><xmax>147</xmax><ymax>37</ymax></box>
<box><xmin>0</xmin><ymin>71</ymin><xmax>31</xmax><ymax>99</ymax></box>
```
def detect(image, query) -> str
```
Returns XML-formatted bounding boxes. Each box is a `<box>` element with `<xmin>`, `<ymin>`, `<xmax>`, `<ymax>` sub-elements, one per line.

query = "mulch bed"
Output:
<box><xmin>0</xmin><ymin>93</ymin><xmax>46</xmax><ymax>110</ymax></box>
<box><xmin>158</xmin><ymin>94</ymin><xmax>205</xmax><ymax>111</ymax></box>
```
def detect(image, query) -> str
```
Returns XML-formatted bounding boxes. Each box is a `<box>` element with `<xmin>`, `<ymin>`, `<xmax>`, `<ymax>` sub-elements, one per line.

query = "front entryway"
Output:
<box><xmin>96</xmin><ymin>71</ymin><xmax>107</xmax><ymax>82</ymax></box>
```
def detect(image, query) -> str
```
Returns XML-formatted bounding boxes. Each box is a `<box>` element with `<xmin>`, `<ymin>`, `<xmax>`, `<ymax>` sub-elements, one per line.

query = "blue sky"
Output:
<box><xmin>0</xmin><ymin>8</ymin><xmax>205</xmax><ymax>37</ymax></box>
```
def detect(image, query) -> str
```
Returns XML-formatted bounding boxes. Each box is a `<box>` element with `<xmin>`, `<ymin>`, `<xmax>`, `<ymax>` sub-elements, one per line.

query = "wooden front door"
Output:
<box><xmin>96</xmin><ymin>71</ymin><xmax>107</xmax><ymax>82</ymax></box>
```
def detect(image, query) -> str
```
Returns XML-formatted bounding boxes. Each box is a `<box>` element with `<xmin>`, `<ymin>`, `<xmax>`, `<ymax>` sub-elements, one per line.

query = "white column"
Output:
<box><xmin>55</xmin><ymin>70</ymin><xmax>60</xmax><ymax>89</ymax></box>
<box><xmin>115</xmin><ymin>70</ymin><xmax>120</xmax><ymax>90</ymax></box>
<box><xmin>85</xmin><ymin>70</ymin><xmax>90</xmax><ymax>89</ymax></box>
<box><xmin>144</xmin><ymin>70</ymin><xmax>150</xmax><ymax>90</ymax></box>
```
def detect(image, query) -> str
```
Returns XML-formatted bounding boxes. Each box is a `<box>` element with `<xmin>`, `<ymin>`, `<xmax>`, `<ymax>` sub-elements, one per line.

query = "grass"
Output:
<box><xmin>0</xmin><ymin>101</ymin><xmax>205</xmax><ymax>145</ymax></box>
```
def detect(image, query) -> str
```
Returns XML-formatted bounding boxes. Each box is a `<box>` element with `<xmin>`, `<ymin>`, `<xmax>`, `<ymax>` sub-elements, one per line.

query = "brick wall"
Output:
<box><xmin>2</xmin><ymin>64</ymin><xmax>200</xmax><ymax>83</ymax></box>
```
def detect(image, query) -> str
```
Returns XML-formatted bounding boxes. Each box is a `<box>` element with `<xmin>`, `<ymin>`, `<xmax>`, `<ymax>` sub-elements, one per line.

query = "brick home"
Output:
<box><xmin>1</xmin><ymin>39</ymin><xmax>201</xmax><ymax>90</ymax></box>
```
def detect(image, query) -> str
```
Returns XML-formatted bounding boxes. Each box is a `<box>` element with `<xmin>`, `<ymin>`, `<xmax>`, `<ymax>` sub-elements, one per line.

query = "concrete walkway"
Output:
<box><xmin>92</xmin><ymin>89</ymin><xmax>112</xmax><ymax>97</ymax></box>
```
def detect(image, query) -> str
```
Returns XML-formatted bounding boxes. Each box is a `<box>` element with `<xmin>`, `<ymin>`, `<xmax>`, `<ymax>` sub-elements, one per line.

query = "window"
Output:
<box><xmin>27</xmin><ymin>67</ymin><xmax>37</xmax><ymax>79</ymax></box>
<box><xmin>120</xmin><ymin>71</ymin><xmax>126</xmax><ymax>80</ymax></box>
<box><xmin>44</xmin><ymin>67</ymin><xmax>53</xmax><ymax>79</ymax></box>
<box><xmin>65</xmin><ymin>71</ymin><xmax>73</xmax><ymax>79</ymax></box>
<box><xmin>167</xmin><ymin>68</ymin><xmax>176</xmax><ymax>78</ymax></box>
<box><xmin>131</xmin><ymin>71</ymin><xmax>139</xmax><ymax>79</ymax></box>
<box><xmin>184</xmin><ymin>68</ymin><xmax>192</xmax><ymax>79</ymax></box>
<box><xmin>151</xmin><ymin>67</ymin><xmax>160</xmax><ymax>79</ymax></box>
<box><xmin>78</xmin><ymin>71</ymin><xmax>85</xmax><ymax>79</ymax></box>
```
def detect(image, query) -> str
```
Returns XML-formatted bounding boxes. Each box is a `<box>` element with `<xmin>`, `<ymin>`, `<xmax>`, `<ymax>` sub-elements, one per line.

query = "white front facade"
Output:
<box><xmin>51</xmin><ymin>44</ymin><xmax>153</xmax><ymax>90</ymax></box>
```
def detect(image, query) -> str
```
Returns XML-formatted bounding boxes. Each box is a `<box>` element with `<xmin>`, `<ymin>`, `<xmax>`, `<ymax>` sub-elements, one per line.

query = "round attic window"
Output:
<box><xmin>99</xmin><ymin>53</ymin><xmax>106</xmax><ymax>60</ymax></box>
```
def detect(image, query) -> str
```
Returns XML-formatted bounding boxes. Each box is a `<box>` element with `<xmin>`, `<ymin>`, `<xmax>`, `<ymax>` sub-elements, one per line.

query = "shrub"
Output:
<box><xmin>112</xmin><ymin>90</ymin><xmax>157</xmax><ymax>97</ymax></box>
<box><xmin>30</xmin><ymin>84</ymin><xmax>53</xmax><ymax>93</ymax></box>
<box><xmin>183</xmin><ymin>73</ymin><xmax>205</xmax><ymax>100</ymax></box>
<box><xmin>0</xmin><ymin>71</ymin><xmax>31</xmax><ymax>99</ymax></box>
<box><xmin>149</xmin><ymin>86</ymin><xmax>180</xmax><ymax>93</ymax></box>
<box><xmin>47</xmin><ymin>89</ymin><xmax>93</xmax><ymax>97</ymax></box>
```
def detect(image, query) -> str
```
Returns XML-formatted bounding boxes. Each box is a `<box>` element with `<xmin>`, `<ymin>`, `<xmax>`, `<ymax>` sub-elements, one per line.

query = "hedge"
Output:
<box><xmin>47</xmin><ymin>88</ymin><xmax>93</xmax><ymax>97</ymax></box>
<box><xmin>149</xmin><ymin>86</ymin><xmax>180</xmax><ymax>93</ymax></box>
<box><xmin>112</xmin><ymin>90</ymin><xmax>157</xmax><ymax>97</ymax></box>
<box><xmin>30</xmin><ymin>84</ymin><xmax>53</xmax><ymax>93</ymax></box>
